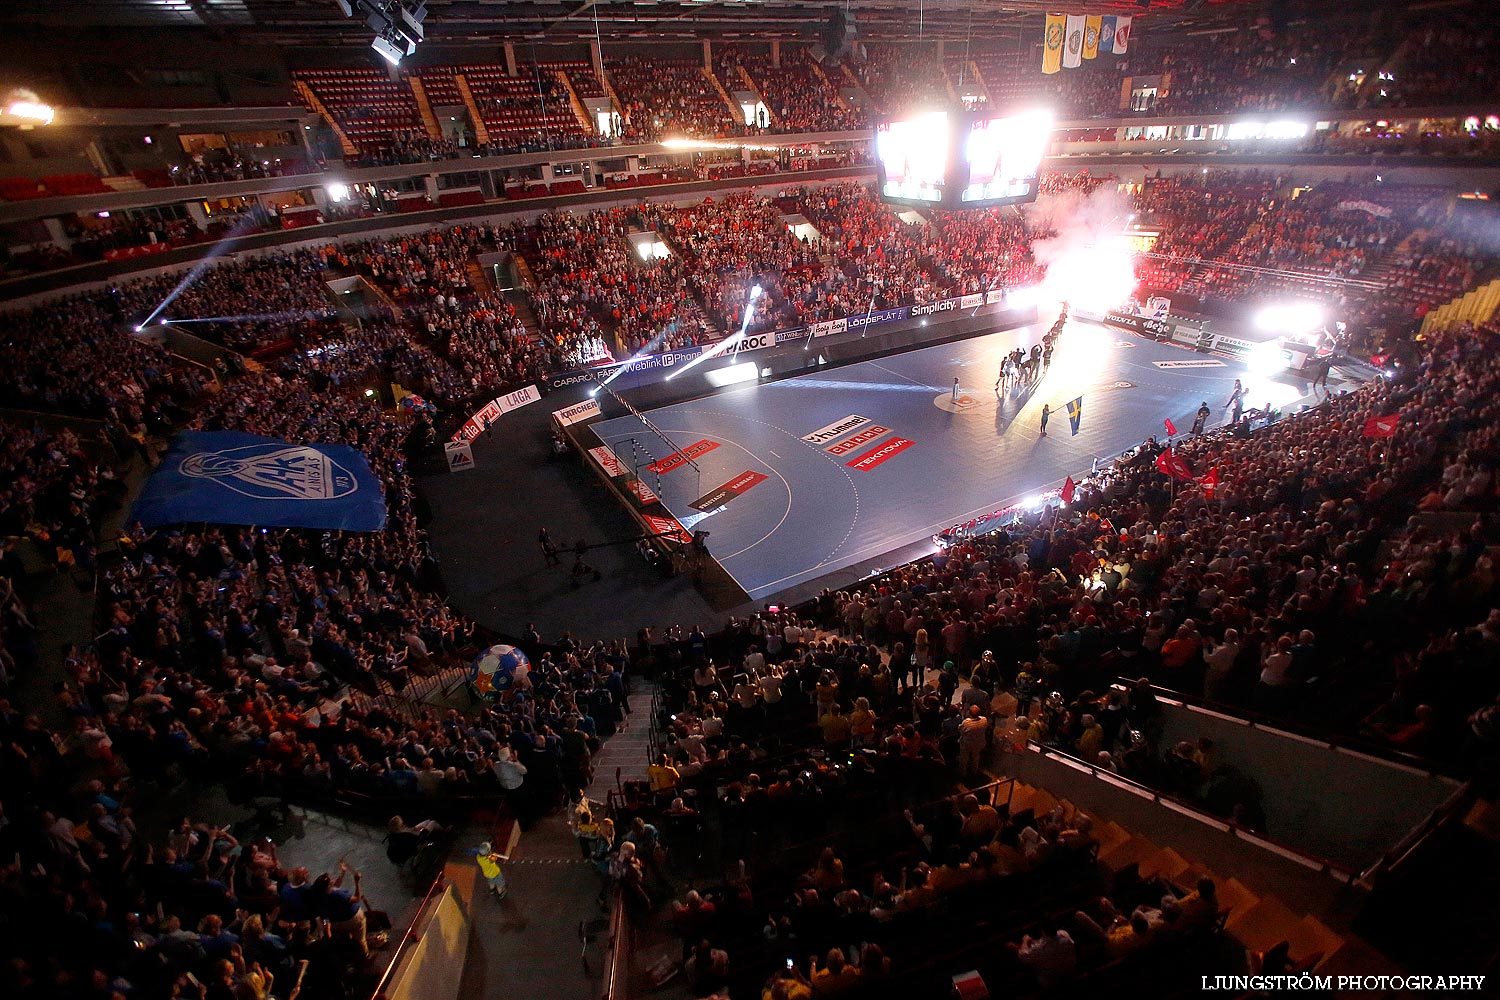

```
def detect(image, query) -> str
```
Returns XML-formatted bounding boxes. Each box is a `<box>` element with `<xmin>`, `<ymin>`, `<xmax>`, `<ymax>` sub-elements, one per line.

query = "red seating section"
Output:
<box><xmin>457</xmin><ymin>64</ymin><xmax>587</xmax><ymax>144</ymax></box>
<box><xmin>292</xmin><ymin>67</ymin><xmax>422</xmax><ymax>155</ymax></box>
<box><xmin>0</xmin><ymin>174</ymin><xmax>113</xmax><ymax>201</ymax></box>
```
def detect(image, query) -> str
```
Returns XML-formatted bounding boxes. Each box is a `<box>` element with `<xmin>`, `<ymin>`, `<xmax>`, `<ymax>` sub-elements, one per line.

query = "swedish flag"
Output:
<box><xmin>1066</xmin><ymin>396</ymin><xmax>1083</xmax><ymax>436</ymax></box>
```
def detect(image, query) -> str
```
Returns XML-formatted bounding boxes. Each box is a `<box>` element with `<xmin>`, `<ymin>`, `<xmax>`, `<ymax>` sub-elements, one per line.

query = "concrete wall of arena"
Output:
<box><xmin>1147</xmin><ymin>694</ymin><xmax>1460</xmax><ymax>872</ymax></box>
<box><xmin>1007</xmin><ymin>746</ymin><xmax>1354</xmax><ymax>913</ymax></box>
<box><xmin>385</xmin><ymin>874</ymin><xmax>473</xmax><ymax>1000</ymax></box>
<box><xmin>1053</xmin><ymin>155</ymin><xmax>1500</xmax><ymax>193</ymax></box>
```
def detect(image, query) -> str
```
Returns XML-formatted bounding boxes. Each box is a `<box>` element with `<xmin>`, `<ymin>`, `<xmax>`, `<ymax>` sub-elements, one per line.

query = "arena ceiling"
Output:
<box><xmin>0</xmin><ymin>0</ymin><xmax>1368</xmax><ymax>44</ymax></box>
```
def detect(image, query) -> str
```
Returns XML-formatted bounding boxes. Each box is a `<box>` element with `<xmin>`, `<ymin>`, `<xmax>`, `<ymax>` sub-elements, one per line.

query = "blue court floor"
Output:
<box><xmin>591</xmin><ymin>320</ymin><xmax>1342</xmax><ymax>601</ymax></box>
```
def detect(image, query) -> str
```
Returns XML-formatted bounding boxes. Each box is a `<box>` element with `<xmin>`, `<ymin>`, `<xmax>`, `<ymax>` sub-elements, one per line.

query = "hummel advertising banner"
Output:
<box><xmin>134</xmin><ymin>431</ymin><xmax>387</xmax><ymax>531</ymax></box>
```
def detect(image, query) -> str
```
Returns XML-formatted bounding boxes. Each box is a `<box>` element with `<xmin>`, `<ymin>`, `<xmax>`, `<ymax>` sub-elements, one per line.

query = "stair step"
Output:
<box><xmin>1462</xmin><ymin>797</ymin><xmax>1500</xmax><ymax>842</ymax></box>
<box><xmin>1173</xmin><ymin>864</ymin><xmax>1218</xmax><ymax>892</ymax></box>
<box><xmin>1284</xmin><ymin>914</ymin><xmax>1345</xmax><ymax>970</ymax></box>
<box><xmin>1099</xmin><ymin>835</ymin><xmax>1160</xmax><ymax>871</ymax></box>
<box><xmin>1091</xmin><ymin>820</ymin><xmax>1132</xmax><ymax>858</ymax></box>
<box><xmin>1217</xmin><ymin>878</ymin><xmax>1261</xmax><ymax>919</ymax></box>
<box><xmin>1139</xmin><ymin>846</ymin><xmax>1191</xmax><ymax>882</ymax></box>
<box><xmin>1226</xmin><ymin>895</ymin><xmax>1301</xmax><ymax>953</ymax></box>
<box><xmin>1313</xmin><ymin>936</ymin><xmax>1403</xmax><ymax>980</ymax></box>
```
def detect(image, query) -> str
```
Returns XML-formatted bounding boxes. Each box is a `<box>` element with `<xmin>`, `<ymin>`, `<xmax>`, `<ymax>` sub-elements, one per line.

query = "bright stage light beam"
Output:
<box><xmin>134</xmin><ymin>214</ymin><xmax>265</xmax><ymax>330</ymax></box>
<box><xmin>668</xmin><ymin>284</ymin><xmax>761</xmax><ymax>382</ymax></box>
<box><xmin>1247</xmin><ymin>340</ymin><xmax>1288</xmax><ymax>376</ymax></box>
<box><xmin>590</xmin><ymin>320</ymin><xmax>686</xmax><ymax>396</ymax></box>
<box><xmin>1041</xmin><ymin>240</ymin><xmax>1136</xmax><ymax>314</ymax></box>
<box><xmin>158</xmin><ymin>309</ymin><xmax>332</xmax><ymax>326</ymax></box>
<box><xmin>1254</xmin><ymin>301</ymin><xmax>1324</xmax><ymax>335</ymax></box>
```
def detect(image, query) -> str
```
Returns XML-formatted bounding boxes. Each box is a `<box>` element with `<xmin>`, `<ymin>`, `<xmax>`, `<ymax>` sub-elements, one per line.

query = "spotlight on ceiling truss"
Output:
<box><xmin>334</xmin><ymin>0</ymin><xmax>428</xmax><ymax>67</ymax></box>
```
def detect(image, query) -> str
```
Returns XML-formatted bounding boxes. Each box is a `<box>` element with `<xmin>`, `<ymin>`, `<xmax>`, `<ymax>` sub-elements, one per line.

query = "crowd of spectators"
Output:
<box><xmin>730</xmin><ymin>49</ymin><xmax>868</xmax><ymax>133</ymax></box>
<box><xmin>0</xmin><ymin>358</ymin><xmax>643</xmax><ymax>998</ymax></box>
<box><xmin>520</xmin><ymin>205</ymin><xmax>712</xmax><ymax>356</ymax></box>
<box><xmin>851</xmin><ymin>45</ymin><xmax>952</xmax><ymax>116</ymax></box>
<box><xmin>609</xmin><ymin>58</ymin><xmax>737</xmax><ymax>143</ymax></box>
<box><xmin>604</xmin><ymin>579</ymin><xmax>1245</xmax><ymax>995</ymax></box>
<box><xmin>6</xmin><ymin>168</ymin><xmax>1493</xmax><ymax>431</ymax></box>
<box><xmin>1368</xmin><ymin>19</ymin><xmax>1500</xmax><ymax>108</ymax></box>
<box><xmin>1129</xmin><ymin>170</ymin><xmax>1490</xmax><ymax>322</ymax></box>
<box><xmin>800</xmin><ymin>316</ymin><xmax>1500</xmax><ymax>777</ymax></box>
<box><xmin>4</xmin><ymin>118</ymin><xmax>1500</xmax><ymax>1000</ymax></box>
<box><xmin>170</xmin><ymin>156</ymin><xmax>314</xmax><ymax>186</ymax></box>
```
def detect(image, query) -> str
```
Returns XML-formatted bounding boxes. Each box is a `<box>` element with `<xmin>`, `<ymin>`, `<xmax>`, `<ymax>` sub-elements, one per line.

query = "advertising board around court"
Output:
<box><xmin>690</xmin><ymin>470</ymin><xmax>768</xmax><ymax>512</ymax></box>
<box><xmin>443</xmin><ymin>441</ymin><xmax>475</xmax><ymax>473</ymax></box>
<box><xmin>1101</xmin><ymin>310</ymin><xmax>1175</xmax><ymax>341</ymax></box>
<box><xmin>450</xmin><ymin>384</ymin><xmax>541</xmax><ymax>443</ymax></box>
<box><xmin>540</xmin><ymin>291</ymin><xmax>1011</xmax><ymax>395</ymax></box>
<box><xmin>803</xmin><ymin>414</ymin><xmax>872</xmax><ymax>445</ymax></box>
<box><xmin>552</xmin><ymin>398</ymin><xmax>602</xmax><ymax>427</ymax></box>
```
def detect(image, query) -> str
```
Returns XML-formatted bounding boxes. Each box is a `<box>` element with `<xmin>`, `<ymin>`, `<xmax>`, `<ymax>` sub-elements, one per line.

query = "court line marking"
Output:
<box><xmin>597</xmin><ymin>426</ymin><xmax>797</xmax><ymax>567</ymax></box>
<box><xmin>675</xmin><ymin>408</ymin><xmax>864</xmax><ymax>566</ymax></box>
<box><xmin>868</xmin><ymin>361</ymin><xmax>944</xmax><ymax>394</ymax></box>
<box><xmin>601</xmin><ymin>319</ymin><xmax>1246</xmax><ymax>598</ymax></box>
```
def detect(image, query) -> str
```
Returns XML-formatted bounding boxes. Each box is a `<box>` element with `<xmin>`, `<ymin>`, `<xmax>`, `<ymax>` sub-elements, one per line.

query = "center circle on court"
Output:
<box><xmin>934</xmin><ymin>392</ymin><xmax>984</xmax><ymax>413</ymax></box>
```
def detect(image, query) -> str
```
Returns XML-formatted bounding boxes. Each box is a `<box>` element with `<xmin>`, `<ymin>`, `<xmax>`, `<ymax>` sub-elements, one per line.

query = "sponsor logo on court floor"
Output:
<box><xmin>646</xmin><ymin>439</ymin><xmax>720</xmax><ymax>474</ymax></box>
<box><xmin>690</xmin><ymin>470</ymin><xmax>768</xmax><ymax>512</ymax></box>
<box><xmin>846</xmin><ymin>436</ymin><xmax>916</xmax><ymax>471</ymax></box>
<box><xmin>826</xmin><ymin>425</ymin><xmax>893</xmax><ymax>455</ymax></box>
<box><xmin>803</xmin><ymin>414</ymin><xmax>872</xmax><ymax>445</ymax></box>
<box><xmin>1152</xmin><ymin>359</ymin><xmax>1226</xmax><ymax>369</ymax></box>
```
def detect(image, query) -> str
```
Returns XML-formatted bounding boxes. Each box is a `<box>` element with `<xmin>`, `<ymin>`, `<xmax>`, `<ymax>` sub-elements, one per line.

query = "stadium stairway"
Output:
<box><xmin>836</xmin><ymin>62</ymin><xmax>877</xmax><ymax>114</ymax></box>
<box><xmin>596</xmin><ymin>66</ymin><xmax>626</xmax><ymax>126</ymax></box>
<box><xmin>102</xmin><ymin>174</ymin><xmax>147</xmax><ymax>193</ymax></box>
<box><xmin>292</xmin><ymin>79</ymin><xmax>358</xmax><ymax>158</ymax></box>
<box><xmin>998</xmin><ymin>774</ymin><xmax>1398</xmax><ymax>977</ymax></box>
<box><xmin>703</xmin><ymin>65</ymin><xmax>742</xmax><ymax>123</ymax></box>
<box><xmin>408</xmin><ymin>75</ymin><xmax>444</xmax><ymax>141</ymax></box>
<box><xmin>555</xmin><ymin>69</ymin><xmax>596</xmax><ymax>134</ymax></box>
<box><xmin>807</xmin><ymin>59</ymin><xmax>857</xmax><ymax>114</ymax></box>
<box><xmin>463</xmin><ymin>259</ymin><xmax>492</xmax><ymax>295</ymax></box>
<box><xmin>500</xmin><ymin>256</ymin><xmax>544</xmax><ymax>340</ymax></box>
<box><xmin>454</xmin><ymin>74</ymin><xmax>491</xmax><ymax>146</ymax></box>
<box><xmin>730</xmin><ymin>64</ymin><xmax>776</xmax><ymax>128</ymax></box>
<box><xmin>1419</xmin><ymin>277</ymin><xmax>1500</xmax><ymax>334</ymax></box>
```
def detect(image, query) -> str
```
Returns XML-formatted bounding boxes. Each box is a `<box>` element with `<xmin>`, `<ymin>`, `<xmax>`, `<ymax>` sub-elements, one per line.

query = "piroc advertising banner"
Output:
<box><xmin>133</xmin><ymin>431</ymin><xmax>387</xmax><ymax>531</ymax></box>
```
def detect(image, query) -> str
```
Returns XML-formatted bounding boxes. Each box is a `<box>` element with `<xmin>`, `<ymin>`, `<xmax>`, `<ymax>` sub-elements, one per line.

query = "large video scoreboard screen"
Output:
<box><xmin>875</xmin><ymin>112</ymin><xmax>950</xmax><ymax>205</ymax></box>
<box><xmin>875</xmin><ymin>109</ymin><xmax>1052</xmax><ymax>209</ymax></box>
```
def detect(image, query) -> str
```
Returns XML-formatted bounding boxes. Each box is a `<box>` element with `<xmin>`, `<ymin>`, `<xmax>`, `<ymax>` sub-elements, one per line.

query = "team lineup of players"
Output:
<box><xmin>996</xmin><ymin>303</ymin><xmax>1070</xmax><ymax>394</ymax></box>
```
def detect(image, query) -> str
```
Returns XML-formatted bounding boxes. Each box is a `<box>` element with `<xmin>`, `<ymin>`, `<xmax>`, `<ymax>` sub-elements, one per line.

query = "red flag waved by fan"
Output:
<box><xmin>1164</xmin><ymin>417</ymin><xmax>1177</xmax><ymax>437</ymax></box>
<box><xmin>1199</xmin><ymin>466</ymin><xmax>1220</xmax><ymax>499</ymax></box>
<box><xmin>1363</xmin><ymin>414</ymin><xmax>1399</xmax><ymax>438</ymax></box>
<box><xmin>1061</xmin><ymin>476</ymin><xmax>1076</xmax><ymax>505</ymax></box>
<box><xmin>1155</xmin><ymin>447</ymin><xmax>1194</xmax><ymax>482</ymax></box>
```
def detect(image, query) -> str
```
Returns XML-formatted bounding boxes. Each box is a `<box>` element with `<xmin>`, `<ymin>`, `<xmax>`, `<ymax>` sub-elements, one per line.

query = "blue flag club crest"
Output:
<box><xmin>133</xmin><ymin>431</ymin><xmax>387</xmax><ymax>531</ymax></box>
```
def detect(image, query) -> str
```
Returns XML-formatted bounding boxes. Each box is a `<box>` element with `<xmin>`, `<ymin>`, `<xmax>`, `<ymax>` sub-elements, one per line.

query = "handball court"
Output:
<box><xmin>591</xmin><ymin>319</ymin><xmax>1354</xmax><ymax>603</ymax></box>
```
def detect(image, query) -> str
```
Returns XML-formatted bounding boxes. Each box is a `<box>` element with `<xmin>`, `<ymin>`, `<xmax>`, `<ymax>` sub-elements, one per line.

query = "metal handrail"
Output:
<box><xmin>1355</xmin><ymin>779</ymin><xmax>1477</xmax><ymax>889</ymax></box>
<box><xmin>1123</xmin><ymin>677</ymin><xmax>1455</xmax><ymax>779</ymax></box>
<box><xmin>600</xmin><ymin>888</ymin><xmax>630</xmax><ymax>1000</ymax></box>
<box><xmin>368</xmin><ymin>871</ymin><xmax>448</xmax><ymax>1000</ymax></box>
<box><xmin>1024</xmin><ymin>738</ymin><xmax>1358</xmax><ymax>882</ymax></box>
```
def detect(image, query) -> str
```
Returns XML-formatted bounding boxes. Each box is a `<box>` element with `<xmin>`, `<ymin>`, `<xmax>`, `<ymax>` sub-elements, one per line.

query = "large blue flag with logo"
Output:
<box><xmin>134</xmin><ymin>431</ymin><xmax>387</xmax><ymax>531</ymax></box>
